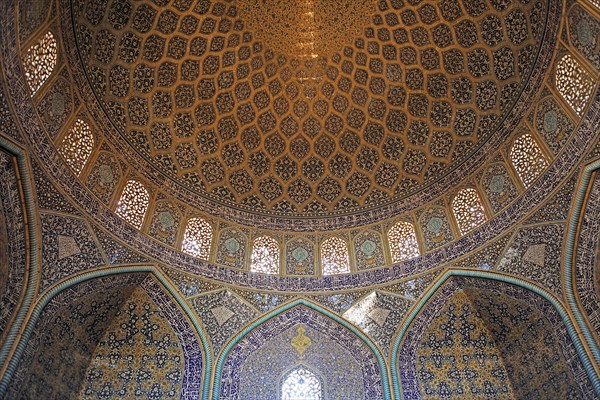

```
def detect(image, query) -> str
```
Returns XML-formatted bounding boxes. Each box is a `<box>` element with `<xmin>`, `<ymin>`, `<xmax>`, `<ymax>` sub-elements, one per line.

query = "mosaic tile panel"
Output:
<box><xmin>0</xmin><ymin>151</ymin><xmax>26</xmax><ymax>339</ymax></box>
<box><xmin>285</xmin><ymin>237</ymin><xmax>316</xmax><ymax>276</ymax></box>
<box><xmin>451</xmin><ymin>232</ymin><xmax>511</xmax><ymax>271</ymax></box>
<box><xmin>567</xmin><ymin>4</ymin><xmax>600</xmax><ymax>70</ymax></box>
<box><xmin>381</xmin><ymin>270</ymin><xmax>442</xmax><ymax>300</ymax></box>
<box><xmin>575</xmin><ymin>172</ymin><xmax>600</xmax><ymax>341</ymax></box>
<box><xmin>32</xmin><ymin>160</ymin><xmax>80</xmax><ymax>215</ymax></box>
<box><xmin>148</xmin><ymin>200</ymin><xmax>183</xmax><ymax>247</ymax></box>
<box><xmin>39</xmin><ymin>212</ymin><xmax>105</xmax><ymax>292</ymax></box>
<box><xmin>418</xmin><ymin>206</ymin><xmax>454</xmax><ymax>251</ymax></box>
<box><xmin>535</xmin><ymin>95</ymin><xmax>575</xmax><ymax>156</ymax></box>
<box><xmin>216</xmin><ymin>228</ymin><xmax>247</xmax><ymax>269</ymax></box>
<box><xmin>496</xmin><ymin>223</ymin><xmax>565</xmax><ymax>299</ymax></box>
<box><xmin>80</xmin><ymin>285</ymin><xmax>184</xmax><ymax>399</ymax></box>
<box><xmin>304</xmin><ymin>290</ymin><xmax>371</xmax><ymax>314</ymax></box>
<box><xmin>227</xmin><ymin>288</ymin><xmax>296</xmax><ymax>313</ymax></box>
<box><xmin>354</xmin><ymin>230</ymin><xmax>386</xmax><ymax>271</ymax></box>
<box><xmin>91</xmin><ymin>224</ymin><xmax>150</xmax><ymax>265</ymax></box>
<box><xmin>416</xmin><ymin>289</ymin><xmax>514</xmax><ymax>398</ymax></box>
<box><xmin>480</xmin><ymin>162</ymin><xmax>519</xmax><ymax>213</ymax></box>
<box><xmin>18</xmin><ymin>0</ymin><xmax>52</xmax><ymax>44</ymax></box>
<box><xmin>35</xmin><ymin>74</ymin><xmax>73</xmax><ymax>140</ymax></box>
<box><xmin>85</xmin><ymin>151</ymin><xmax>123</xmax><ymax>206</ymax></box>
<box><xmin>162</xmin><ymin>267</ymin><xmax>223</xmax><ymax>299</ymax></box>
<box><xmin>398</xmin><ymin>277</ymin><xmax>594</xmax><ymax>399</ymax></box>
<box><xmin>525</xmin><ymin>174</ymin><xmax>577</xmax><ymax>224</ymax></box>
<box><xmin>220</xmin><ymin>305</ymin><xmax>385</xmax><ymax>399</ymax></box>
<box><xmin>6</xmin><ymin>273</ymin><xmax>147</xmax><ymax>399</ymax></box>
<box><xmin>0</xmin><ymin>81</ymin><xmax>22</xmax><ymax>143</ymax></box>
<box><xmin>189</xmin><ymin>289</ymin><xmax>258</xmax><ymax>355</ymax></box>
<box><xmin>342</xmin><ymin>291</ymin><xmax>413</xmax><ymax>355</ymax></box>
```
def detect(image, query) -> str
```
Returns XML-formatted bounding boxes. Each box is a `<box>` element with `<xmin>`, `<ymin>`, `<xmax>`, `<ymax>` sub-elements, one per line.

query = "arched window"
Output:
<box><xmin>181</xmin><ymin>217</ymin><xmax>213</xmax><ymax>260</ymax></box>
<box><xmin>321</xmin><ymin>237</ymin><xmax>350</xmax><ymax>275</ymax></box>
<box><xmin>250</xmin><ymin>235</ymin><xmax>280</xmax><ymax>274</ymax></box>
<box><xmin>280</xmin><ymin>366</ymin><xmax>323</xmax><ymax>400</ymax></box>
<box><xmin>115</xmin><ymin>180</ymin><xmax>149</xmax><ymax>229</ymax></box>
<box><xmin>23</xmin><ymin>31</ymin><xmax>58</xmax><ymax>95</ymax></box>
<box><xmin>452</xmin><ymin>188</ymin><xmax>486</xmax><ymax>235</ymax></box>
<box><xmin>57</xmin><ymin>119</ymin><xmax>94</xmax><ymax>176</ymax></box>
<box><xmin>510</xmin><ymin>132</ymin><xmax>548</xmax><ymax>187</ymax></box>
<box><xmin>388</xmin><ymin>221</ymin><xmax>420</xmax><ymax>263</ymax></box>
<box><xmin>555</xmin><ymin>54</ymin><xmax>593</xmax><ymax>115</ymax></box>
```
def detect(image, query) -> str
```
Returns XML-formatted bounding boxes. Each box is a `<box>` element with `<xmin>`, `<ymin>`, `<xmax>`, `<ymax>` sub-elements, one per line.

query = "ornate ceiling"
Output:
<box><xmin>68</xmin><ymin>0</ymin><xmax>551</xmax><ymax>221</ymax></box>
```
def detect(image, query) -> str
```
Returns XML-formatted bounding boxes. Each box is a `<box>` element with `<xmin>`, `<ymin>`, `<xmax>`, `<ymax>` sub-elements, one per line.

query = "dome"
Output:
<box><xmin>0</xmin><ymin>0</ymin><xmax>599</xmax><ymax>398</ymax></box>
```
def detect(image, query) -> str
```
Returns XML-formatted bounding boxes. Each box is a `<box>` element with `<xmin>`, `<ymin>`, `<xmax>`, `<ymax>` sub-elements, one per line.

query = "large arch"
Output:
<box><xmin>390</xmin><ymin>269</ymin><xmax>600</xmax><ymax>399</ymax></box>
<box><xmin>0</xmin><ymin>265</ymin><xmax>212</xmax><ymax>400</ymax></box>
<box><xmin>214</xmin><ymin>298</ymin><xmax>391</xmax><ymax>400</ymax></box>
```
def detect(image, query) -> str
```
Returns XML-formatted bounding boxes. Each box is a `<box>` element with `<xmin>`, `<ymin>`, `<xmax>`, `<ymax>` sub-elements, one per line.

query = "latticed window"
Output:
<box><xmin>115</xmin><ymin>180</ymin><xmax>150</xmax><ymax>229</ymax></box>
<box><xmin>23</xmin><ymin>31</ymin><xmax>58</xmax><ymax>95</ymax></box>
<box><xmin>321</xmin><ymin>237</ymin><xmax>350</xmax><ymax>275</ymax></box>
<box><xmin>280</xmin><ymin>367</ymin><xmax>323</xmax><ymax>400</ymax></box>
<box><xmin>452</xmin><ymin>188</ymin><xmax>487</xmax><ymax>235</ymax></box>
<box><xmin>555</xmin><ymin>54</ymin><xmax>594</xmax><ymax>115</ymax></box>
<box><xmin>181</xmin><ymin>217</ymin><xmax>213</xmax><ymax>260</ymax></box>
<box><xmin>57</xmin><ymin>119</ymin><xmax>94</xmax><ymax>176</ymax></box>
<box><xmin>510</xmin><ymin>133</ymin><xmax>548</xmax><ymax>187</ymax></box>
<box><xmin>250</xmin><ymin>235</ymin><xmax>280</xmax><ymax>274</ymax></box>
<box><xmin>388</xmin><ymin>221</ymin><xmax>420</xmax><ymax>263</ymax></box>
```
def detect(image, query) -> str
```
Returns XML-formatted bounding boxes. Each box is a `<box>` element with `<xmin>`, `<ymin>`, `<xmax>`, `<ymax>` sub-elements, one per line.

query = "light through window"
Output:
<box><xmin>388</xmin><ymin>221</ymin><xmax>420</xmax><ymax>263</ymax></box>
<box><xmin>555</xmin><ymin>54</ymin><xmax>593</xmax><ymax>115</ymax></box>
<box><xmin>452</xmin><ymin>188</ymin><xmax>486</xmax><ymax>235</ymax></box>
<box><xmin>321</xmin><ymin>237</ymin><xmax>350</xmax><ymax>275</ymax></box>
<box><xmin>510</xmin><ymin>132</ymin><xmax>548</xmax><ymax>187</ymax></box>
<box><xmin>181</xmin><ymin>217</ymin><xmax>213</xmax><ymax>260</ymax></box>
<box><xmin>23</xmin><ymin>31</ymin><xmax>58</xmax><ymax>94</ymax></box>
<box><xmin>281</xmin><ymin>367</ymin><xmax>322</xmax><ymax>400</ymax></box>
<box><xmin>250</xmin><ymin>235</ymin><xmax>280</xmax><ymax>274</ymax></box>
<box><xmin>115</xmin><ymin>180</ymin><xmax>149</xmax><ymax>229</ymax></box>
<box><xmin>58</xmin><ymin>119</ymin><xmax>94</xmax><ymax>176</ymax></box>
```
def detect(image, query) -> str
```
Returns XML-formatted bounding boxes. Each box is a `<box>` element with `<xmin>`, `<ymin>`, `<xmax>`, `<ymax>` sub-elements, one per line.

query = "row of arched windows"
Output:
<box><xmin>22</xmin><ymin>28</ymin><xmax>596</xmax><ymax>276</ymax></box>
<box><xmin>108</xmin><ymin>129</ymin><xmax>551</xmax><ymax>275</ymax></box>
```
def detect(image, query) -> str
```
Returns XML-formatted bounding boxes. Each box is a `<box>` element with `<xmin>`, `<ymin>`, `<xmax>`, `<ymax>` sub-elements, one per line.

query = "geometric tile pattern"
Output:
<box><xmin>190</xmin><ymin>289</ymin><xmax>258</xmax><ymax>355</ymax></box>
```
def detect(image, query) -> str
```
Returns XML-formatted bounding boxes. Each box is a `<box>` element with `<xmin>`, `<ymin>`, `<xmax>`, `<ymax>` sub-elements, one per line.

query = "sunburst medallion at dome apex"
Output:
<box><xmin>72</xmin><ymin>0</ymin><xmax>549</xmax><ymax>216</ymax></box>
<box><xmin>238</xmin><ymin>0</ymin><xmax>376</xmax><ymax>60</ymax></box>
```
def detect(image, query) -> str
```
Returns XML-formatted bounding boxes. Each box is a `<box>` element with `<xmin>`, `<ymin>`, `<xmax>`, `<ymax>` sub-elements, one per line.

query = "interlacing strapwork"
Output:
<box><xmin>280</xmin><ymin>367</ymin><xmax>322</xmax><ymax>400</ymax></box>
<box><xmin>388</xmin><ymin>221</ymin><xmax>420</xmax><ymax>263</ymax></box>
<box><xmin>181</xmin><ymin>217</ymin><xmax>213</xmax><ymax>260</ymax></box>
<box><xmin>115</xmin><ymin>180</ymin><xmax>150</xmax><ymax>229</ymax></box>
<box><xmin>510</xmin><ymin>133</ymin><xmax>548</xmax><ymax>187</ymax></box>
<box><xmin>58</xmin><ymin>119</ymin><xmax>94</xmax><ymax>176</ymax></box>
<box><xmin>452</xmin><ymin>188</ymin><xmax>487</xmax><ymax>235</ymax></box>
<box><xmin>23</xmin><ymin>31</ymin><xmax>58</xmax><ymax>94</ymax></box>
<box><xmin>250</xmin><ymin>235</ymin><xmax>280</xmax><ymax>274</ymax></box>
<box><xmin>321</xmin><ymin>237</ymin><xmax>350</xmax><ymax>275</ymax></box>
<box><xmin>555</xmin><ymin>54</ymin><xmax>594</xmax><ymax>115</ymax></box>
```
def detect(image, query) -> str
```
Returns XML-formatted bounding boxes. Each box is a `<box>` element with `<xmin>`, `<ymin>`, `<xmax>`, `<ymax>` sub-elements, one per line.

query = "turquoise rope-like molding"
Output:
<box><xmin>212</xmin><ymin>298</ymin><xmax>392</xmax><ymax>400</ymax></box>
<box><xmin>0</xmin><ymin>137</ymin><xmax>40</xmax><ymax>398</ymax></box>
<box><xmin>0</xmin><ymin>265</ymin><xmax>213</xmax><ymax>400</ymax></box>
<box><xmin>389</xmin><ymin>269</ymin><xmax>600</xmax><ymax>399</ymax></box>
<box><xmin>563</xmin><ymin>159</ymin><xmax>600</xmax><ymax>369</ymax></box>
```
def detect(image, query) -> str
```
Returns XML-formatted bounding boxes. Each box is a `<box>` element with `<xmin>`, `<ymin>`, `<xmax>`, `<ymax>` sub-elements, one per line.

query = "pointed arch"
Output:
<box><xmin>390</xmin><ymin>269</ymin><xmax>600</xmax><ymax>399</ymax></box>
<box><xmin>214</xmin><ymin>298</ymin><xmax>391</xmax><ymax>400</ymax></box>
<box><xmin>0</xmin><ymin>265</ymin><xmax>212</xmax><ymax>400</ymax></box>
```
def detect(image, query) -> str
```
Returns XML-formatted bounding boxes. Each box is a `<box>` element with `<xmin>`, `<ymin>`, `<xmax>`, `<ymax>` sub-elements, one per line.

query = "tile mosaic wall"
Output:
<box><xmin>219</xmin><ymin>305</ymin><xmax>384</xmax><ymax>399</ymax></box>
